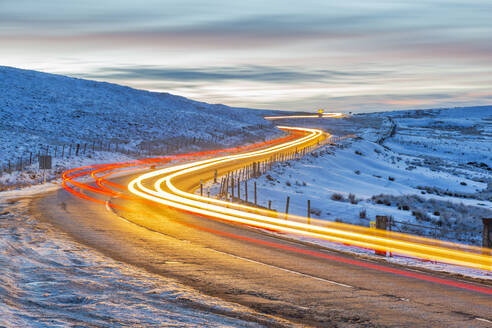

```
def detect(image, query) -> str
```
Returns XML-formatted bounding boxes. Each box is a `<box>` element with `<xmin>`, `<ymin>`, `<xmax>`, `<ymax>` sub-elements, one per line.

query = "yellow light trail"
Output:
<box><xmin>264</xmin><ymin>113</ymin><xmax>344</xmax><ymax>120</ymax></box>
<box><xmin>128</xmin><ymin>126</ymin><xmax>492</xmax><ymax>271</ymax></box>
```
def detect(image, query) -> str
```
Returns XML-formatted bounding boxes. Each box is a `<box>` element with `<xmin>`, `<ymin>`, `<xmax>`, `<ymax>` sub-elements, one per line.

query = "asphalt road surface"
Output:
<box><xmin>31</xmin><ymin>169</ymin><xmax>492</xmax><ymax>327</ymax></box>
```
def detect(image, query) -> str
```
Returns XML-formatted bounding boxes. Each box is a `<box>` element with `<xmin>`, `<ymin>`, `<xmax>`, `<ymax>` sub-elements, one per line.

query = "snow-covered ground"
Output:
<box><xmin>0</xmin><ymin>66</ymin><xmax>281</xmax><ymax>190</ymax></box>
<box><xmin>0</xmin><ymin>198</ymin><xmax>288</xmax><ymax>327</ymax></box>
<box><xmin>207</xmin><ymin>106</ymin><xmax>492</xmax><ymax>279</ymax></box>
<box><xmin>1</xmin><ymin>66</ymin><xmax>491</xmax><ymax>322</ymax></box>
<box><xmin>229</xmin><ymin>107</ymin><xmax>492</xmax><ymax>244</ymax></box>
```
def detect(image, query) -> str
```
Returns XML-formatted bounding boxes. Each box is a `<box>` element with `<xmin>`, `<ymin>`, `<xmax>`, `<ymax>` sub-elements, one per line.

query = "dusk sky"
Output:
<box><xmin>2</xmin><ymin>0</ymin><xmax>492</xmax><ymax>112</ymax></box>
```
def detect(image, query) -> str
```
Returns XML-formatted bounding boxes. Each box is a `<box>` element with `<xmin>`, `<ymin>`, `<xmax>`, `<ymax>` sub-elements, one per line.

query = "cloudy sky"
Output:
<box><xmin>1</xmin><ymin>0</ymin><xmax>492</xmax><ymax>112</ymax></box>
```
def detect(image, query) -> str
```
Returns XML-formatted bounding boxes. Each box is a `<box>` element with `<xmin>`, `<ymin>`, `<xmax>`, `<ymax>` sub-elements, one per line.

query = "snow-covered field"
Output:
<box><xmin>0</xmin><ymin>66</ymin><xmax>281</xmax><ymax>190</ymax></box>
<box><xmin>1</xmin><ymin>66</ymin><xmax>492</xmax><ymax>323</ymax></box>
<box><xmin>231</xmin><ymin>107</ymin><xmax>492</xmax><ymax>243</ymax></box>
<box><xmin>0</xmin><ymin>67</ymin><xmax>291</xmax><ymax>327</ymax></box>
<box><xmin>206</xmin><ymin>106</ymin><xmax>492</xmax><ymax>278</ymax></box>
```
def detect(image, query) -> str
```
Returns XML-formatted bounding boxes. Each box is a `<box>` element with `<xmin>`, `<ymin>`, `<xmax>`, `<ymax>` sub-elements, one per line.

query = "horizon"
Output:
<box><xmin>2</xmin><ymin>1</ymin><xmax>492</xmax><ymax>112</ymax></box>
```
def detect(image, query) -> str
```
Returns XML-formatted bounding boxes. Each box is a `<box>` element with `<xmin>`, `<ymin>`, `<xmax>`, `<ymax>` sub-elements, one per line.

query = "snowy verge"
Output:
<box><xmin>0</xmin><ymin>198</ymin><xmax>291</xmax><ymax>327</ymax></box>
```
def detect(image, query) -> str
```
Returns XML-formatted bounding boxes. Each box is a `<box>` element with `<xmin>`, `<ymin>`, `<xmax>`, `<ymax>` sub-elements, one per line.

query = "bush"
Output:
<box><xmin>354</xmin><ymin>170</ymin><xmax>360</xmax><ymax>175</ymax></box>
<box><xmin>348</xmin><ymin>193</ymin><xmax>358</xmax><ymax>204</ymax></box>
<box><xmin>359</xmin><ymin>209</ymin><xmax>366</xmax><ymax>219</ymax></box>
<box><xmin>388</xmin><ymin>176</ymin><xmax>395</xmax><ymax>181</ymax></box>
<box><xmin>331</xmin><ymin>193</ymin><xmax>344</xmax><ymax>201</ymax></box>
<box><xmin>355</xmin><ymin>150</ymin><xmax>363</xmax><ymax>156</ymax></box>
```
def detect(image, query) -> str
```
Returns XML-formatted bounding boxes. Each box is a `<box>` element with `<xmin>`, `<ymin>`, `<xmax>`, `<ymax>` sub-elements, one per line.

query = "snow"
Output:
<box><xmin>0</xmin><ymin>66</ymin><xmax>292</xmax><ymax>326</ymax></box>
<box><xmin>0</xmin><ymin>198</ymin><xmax>285</xmax><ymax>327</ymax></box>
<box><xmin>208</xmin><ymin>107</ymin><xmax>492</xmax><ymax>279</ymax></box>
<box><xmin>1</xmin><ymin>66</ymin><xmax>492</xmax><ymax>318</ymax></box>
<box><xmin>0</xmin><ymin>66</ymin><xmax>281</xmax><ymax>189</ymax></box>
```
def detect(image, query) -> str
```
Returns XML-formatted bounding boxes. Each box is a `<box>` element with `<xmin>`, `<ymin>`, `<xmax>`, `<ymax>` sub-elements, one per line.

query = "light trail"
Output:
<box><xmin>61</xmin><ymin>132</ymin><xmax>301</xmax><ymax>208</ymax></box>
<box><xmin>264</xmin><ymin>112</ymin><xmax>344</xmax><ymax>120</ymax></box>
<box><xmin>128</xmin><ymin>126</ymin><xmax>492</xmax><ymax>272</ymax></box>
<box><xmin>60</xmin><ymin>123</ymin><xmax>492</xmax><ymax>293</ymax></box>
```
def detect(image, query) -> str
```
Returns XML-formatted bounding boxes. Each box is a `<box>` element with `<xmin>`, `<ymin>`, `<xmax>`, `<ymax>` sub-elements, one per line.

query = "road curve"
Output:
<box><xmin>32</xmin><ymin>127</ymin><xmax>492</xmax><ymax>327</ymax></box>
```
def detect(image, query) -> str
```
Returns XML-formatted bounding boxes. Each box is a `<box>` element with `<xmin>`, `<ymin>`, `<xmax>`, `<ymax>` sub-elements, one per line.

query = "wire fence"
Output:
<box><xmin>0</xmin><ymin>124</ymin><xmax>271</xmax><ymax>175</ymax></box>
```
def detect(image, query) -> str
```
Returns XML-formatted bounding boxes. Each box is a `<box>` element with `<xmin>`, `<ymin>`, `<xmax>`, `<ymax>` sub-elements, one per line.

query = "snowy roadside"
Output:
<box><xmin>0</xmin><ymin>66</ymin><xmax>282</xmax><ymax>191</ymax></box>
<box><xmin>0</xmin><ymin>198</ymin><xmax>291</xmax><ymax>327</ymax></box>
<box><xmin>205</xmin><ymin>107</ymin><xmax>492</xmax><ymax>280</ymax></box>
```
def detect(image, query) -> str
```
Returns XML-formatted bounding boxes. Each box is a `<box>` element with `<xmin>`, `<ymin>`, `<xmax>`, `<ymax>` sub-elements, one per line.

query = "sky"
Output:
<box><xmin>1</xmin><ymin>0</ymin><xmax>492</xmax><ymax>112</ymax></box>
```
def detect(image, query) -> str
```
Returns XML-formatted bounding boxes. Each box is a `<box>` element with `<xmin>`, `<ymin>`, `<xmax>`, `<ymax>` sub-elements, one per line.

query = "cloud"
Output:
<box><xmin>81</xmin><ymin>65</ymin><xmax>387</xmax><ymax>84</ymax></box>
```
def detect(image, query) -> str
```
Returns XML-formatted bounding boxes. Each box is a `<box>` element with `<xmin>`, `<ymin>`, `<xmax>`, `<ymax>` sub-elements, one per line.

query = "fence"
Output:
<box><xmin>0</xmin><ymin>124</ymin><xmax>272</xmax><ymax>176</ymax></box>
<box><xmin>356</xmin><ymin>214</ymin><xmax>481</xmax><ymax>244</ymax></box>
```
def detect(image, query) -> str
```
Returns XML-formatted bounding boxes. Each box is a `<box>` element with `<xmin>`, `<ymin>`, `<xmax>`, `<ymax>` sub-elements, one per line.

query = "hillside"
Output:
<box><xmin>0</xmin><ymin>66</ymin><xmax>279</xmax><ymax>186</ymax></box>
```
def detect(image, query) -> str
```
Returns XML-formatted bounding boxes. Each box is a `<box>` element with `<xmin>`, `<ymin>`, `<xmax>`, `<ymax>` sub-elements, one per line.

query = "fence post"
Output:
<box><xmin>483</xmin><ymin>218</ymin><xmax>492</xmax><ymax>248</ymax></box>
<box><xmin>268</xmin><ymin>200</ymin><xmax>272</xmax><ymax>210</ymax></box>
<box><xmin>375</xmin><ymin>215</ymin><xmax>388</xmax><ymax>256</ymax></box>
<box><xmin>285</xmin><ymin>196</ymin><xmax>290</xmax><ymax>220</ymax></box>
<box><xmin>307</xmin><ymin>199</ymin><xmax>311</xmax><ymax>224</ymax></box>
<box><xmin>237</xmin><ymin>178</ymin><xmax>240</xmax><ymax>200</ymax></box>
<box><xmin>214</xmin><ymin>169</ymin><xmax>217</xmax><ymax>183</ymax></box>
<box><xmin>200</xmin><ymin>179</ymin><xmax>203</xmax><ymax>196</ymax></box>
<box><xmin>245</xmin><ymin>180</ymin><xmax>248</xmax><ymax>203</ymax></box>
<box><xmin>76</xmin><ymin>144</ymin><xmax>80</xmax><ymax>156</ymax></box>
<box><xmin>254</xmin><ymin>181</ymin><xmax>257</xmax><ymax>205</ymax></box>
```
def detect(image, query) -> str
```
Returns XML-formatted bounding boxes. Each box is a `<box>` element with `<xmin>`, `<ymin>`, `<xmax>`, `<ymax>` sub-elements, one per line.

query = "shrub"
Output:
<box><xmin>354</xmin><ymin>170</ymin><xmax>360</xmax><ymax>175</ymax></box>
<box><xmin>348</xmin><ymin>193</ymin><xmax>358</xmax><ymax>204</ymax></box>
<box><xmin>388</xmin><ymin>176</ymin><xmax>395</xmax><ymax>181</ymax></box>
<box><xmin>331</xmin><ymin>193</ymin><xmax>344</xmax><ymax>201</ymax></box>
<box><xmin>359</xmin><ymin>209</ymin><xmax>366</xmax><ymax>219</ymax></box>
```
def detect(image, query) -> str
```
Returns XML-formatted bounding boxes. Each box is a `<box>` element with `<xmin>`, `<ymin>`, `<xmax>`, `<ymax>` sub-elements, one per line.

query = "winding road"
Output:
<box><xmin>32</xmin><ymin>125</ymin><xmax>492</xmax><ymax>327</ymax></box>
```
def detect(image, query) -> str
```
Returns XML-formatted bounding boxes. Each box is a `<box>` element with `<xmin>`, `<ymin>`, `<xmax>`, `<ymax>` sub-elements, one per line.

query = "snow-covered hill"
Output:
<box><xmin>0</xmin><ymin>66</ymin><xmax>279</xmax><ymax>187</ymax></box>
<box><xmin>210</xmin><ymin>107</ymin><xmax>492</xmax><ymax>246</ymax></box>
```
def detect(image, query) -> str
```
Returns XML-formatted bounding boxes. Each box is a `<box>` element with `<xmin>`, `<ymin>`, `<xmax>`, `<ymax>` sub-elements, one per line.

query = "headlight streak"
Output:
<box><xmin>61</xmin><ymin>132</ymin><xmax>301</xmax><ymax>208</ymax></box>
<box><xmin>264</xmin><ymin>113</ymin><xmax>345</xmax><ymax>120</ymax></box>
<box><xmin>128</xmin><ymin>126</ymin><xmax>492</xmax><ymax>272</ymax></box>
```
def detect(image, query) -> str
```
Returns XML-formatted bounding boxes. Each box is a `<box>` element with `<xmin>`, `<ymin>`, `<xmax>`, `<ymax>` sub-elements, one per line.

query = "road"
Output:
<box><xmin>32</xmin><ymin>126</ymin><xmax>492</xmax><ymax>327</ymax></box>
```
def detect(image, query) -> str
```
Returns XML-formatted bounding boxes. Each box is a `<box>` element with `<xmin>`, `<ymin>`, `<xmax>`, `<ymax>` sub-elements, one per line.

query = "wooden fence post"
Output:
<box><xmin>285</xmin><ymin>196</ymin><xmax>290</xmax><ymax>220</ymax></box>
<box><xmin>237</xmin><ymin>178</ymin><xmax>240</xmax><ymax>200</ymax></box>
<box><xmin>245</xmin><ymin>181</ymin><xmax>248</xmax><ymax>203</ymax></box>
<box><xmin>483</xmin><ymin>218</ymin><xmax>492</xmax><ymax>248</ymax></box>
<box><xmin>254</xmin><ymin>181</ymin><xmax>257</xmax><ymax>205</ymax></box>
<box><xmin>307</xmin><ymin>199</ymin><xmax>311</xmax><ymax>224</ymax></box>
<box><xmin>375</xmin><ymin>215</ymin><xmax>388</xmax><ymax>256</ymax></box>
